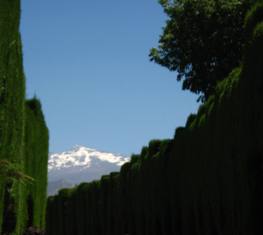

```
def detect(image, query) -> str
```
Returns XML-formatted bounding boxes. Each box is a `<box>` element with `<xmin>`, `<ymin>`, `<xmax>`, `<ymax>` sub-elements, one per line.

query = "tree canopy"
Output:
<box><xmin>150</xmin><ymin>0</ymin><xmax>253</xmax><ymax>101</ymax></box>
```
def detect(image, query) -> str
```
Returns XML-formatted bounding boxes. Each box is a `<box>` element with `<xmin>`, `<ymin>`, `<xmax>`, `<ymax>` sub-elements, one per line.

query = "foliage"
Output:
<box><xmin>150</xmin><ymin>0</ymin><xmax>253</xmax><ymax>101</ymax></box>
<box><xmin>0</xmin><ymin>160</ymin><xmax>34</xmax><ymax>184</ymax></box>
<box><xmin>244</xmin><ymin>1</ymin><xmax>263</xmax><ymax>36</ymax></box>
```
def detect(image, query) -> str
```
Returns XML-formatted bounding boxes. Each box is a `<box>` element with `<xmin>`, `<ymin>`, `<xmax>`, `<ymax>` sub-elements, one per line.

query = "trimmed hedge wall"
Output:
<box><xmin>46</xmin><ymin>4</ymin><xmax>263</xmax><ymax>235</ymax></box>
<box><xmin>0</xmin><ymin>1</ymin><xmax>49</xmax><ymax>234</ymax></box>
<box><xmin>0</xmin><ymin>1</ymin><xmax>26</xmax><ymax>234</ymax></box>
<box><xmin>24</xmin><ymin>99</ymin><xmax>49</xmax><ymax>230</ymax></box>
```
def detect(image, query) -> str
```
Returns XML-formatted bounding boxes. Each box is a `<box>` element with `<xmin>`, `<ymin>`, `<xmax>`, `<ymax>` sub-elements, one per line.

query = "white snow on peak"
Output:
<box><xmin>48</xmin><ymin>146</ymin><xmax>130</xmax><ymax>195</ymax></box>
<box><xmin>48</xmin><ymin>145</ymin><xmax>129</xmax><ymax>171</ymax></box>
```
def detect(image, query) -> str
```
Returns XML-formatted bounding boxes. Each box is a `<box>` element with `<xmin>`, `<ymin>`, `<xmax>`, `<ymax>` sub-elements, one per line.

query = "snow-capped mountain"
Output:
<box><xmin>48</xmin><ymin>146</ymin><xmax>129</xmax><ymax>195</ymax></box>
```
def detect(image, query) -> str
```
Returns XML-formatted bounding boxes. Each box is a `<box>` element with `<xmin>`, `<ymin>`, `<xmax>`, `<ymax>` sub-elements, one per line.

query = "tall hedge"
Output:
<box><xmin>0</xmin><ymin>1</ymin><xmax>49</xmax><ymax>234</ymax></box>
<box><xmin>0</xmin><ymin>0</ymin><xmax>26</xmax><ymax>234</ymax></box>
<box><xmin>46</xmin><ymin>4</ymin><xmax>263</xmax><ymax>235</ymax></box>
<box><xmin>24</xmin><ymin>99</ymin><xmax>49</xmax><ymax>230</ymax></box>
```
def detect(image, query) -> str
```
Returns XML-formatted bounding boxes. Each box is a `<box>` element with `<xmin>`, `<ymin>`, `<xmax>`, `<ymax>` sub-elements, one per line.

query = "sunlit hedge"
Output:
<box><xmin>0</xmin><ymin>1</ymin><xmax>49</xmax><ymax>234</ymax></box>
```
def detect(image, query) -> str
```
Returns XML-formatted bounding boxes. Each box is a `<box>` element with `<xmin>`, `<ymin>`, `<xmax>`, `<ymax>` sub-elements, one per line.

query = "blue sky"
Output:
<box><xmin>20</xmin><ymin>0</ymin><xmax>199</xmax><ymax>156</ymax></box>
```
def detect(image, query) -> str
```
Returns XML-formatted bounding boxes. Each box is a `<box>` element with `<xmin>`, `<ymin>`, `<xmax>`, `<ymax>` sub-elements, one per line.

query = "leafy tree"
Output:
<box><xmin>150</xmin><ymin>0</ymin><xmax>253</xmax><ymax>101</ymax></box>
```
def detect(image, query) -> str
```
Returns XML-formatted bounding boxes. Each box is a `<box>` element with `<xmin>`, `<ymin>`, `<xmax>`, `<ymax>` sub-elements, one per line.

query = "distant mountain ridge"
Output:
<box><xmin>48</xmin><ymin>146</ymin><xmax>129</xmax><ymax>195</ymax></box>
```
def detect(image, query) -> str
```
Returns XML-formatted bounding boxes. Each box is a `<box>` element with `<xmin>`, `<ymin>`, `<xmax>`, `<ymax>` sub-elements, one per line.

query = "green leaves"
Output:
<box><xmin>150</xmin><ymin>0</ymin><xmax>251</xmax><ymax>101</ymax></box>
<box><xmin>245</xmin><ymin>1</ymin><xmax>263</xmax><ymax>36</ymax></box>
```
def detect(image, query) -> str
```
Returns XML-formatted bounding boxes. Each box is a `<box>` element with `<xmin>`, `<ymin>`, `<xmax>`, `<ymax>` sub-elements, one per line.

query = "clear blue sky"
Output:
<box><xmin>20</xmin><ymin>0</ymin><xmax>199</xmax><ymax>156</ymax></box>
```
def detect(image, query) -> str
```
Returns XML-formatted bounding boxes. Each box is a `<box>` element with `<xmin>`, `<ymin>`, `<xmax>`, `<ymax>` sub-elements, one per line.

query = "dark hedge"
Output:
<box><xmin>46</xmin><ymin>4</ymin><xmax>263</xmax><ymax>235</ymax></box>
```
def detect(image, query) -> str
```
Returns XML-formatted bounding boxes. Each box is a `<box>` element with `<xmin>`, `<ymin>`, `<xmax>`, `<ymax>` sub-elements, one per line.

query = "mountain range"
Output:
<box><xmin>48</xmin><ymin>146</ymin><xmax>129</xmax><ymax>195</ymax></box>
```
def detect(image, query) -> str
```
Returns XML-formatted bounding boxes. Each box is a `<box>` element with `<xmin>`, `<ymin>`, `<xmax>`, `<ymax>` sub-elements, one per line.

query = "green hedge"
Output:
<box><xmin>24</xmin><ymin>99</ymin><xmax>49</xmax><ymax>230</ymax></box>
<box><xmin>0</xmin><ymin>1</ymin><xmax>49</xmax><ymax>234</ymax></box>
<box><xmin>0</xmin><ymin>1</ymin><xmax>25</xmax><ymax>234</ymax></box>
